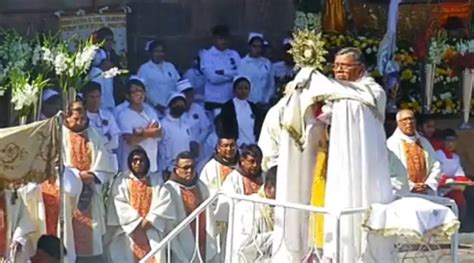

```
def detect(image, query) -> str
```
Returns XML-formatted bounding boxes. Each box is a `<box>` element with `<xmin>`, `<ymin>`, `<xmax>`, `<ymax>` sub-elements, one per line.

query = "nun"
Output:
<box><xmin>238</xmin><ymin>32</ymin><xmax>275</xmax><ymax>105</ymax></box>
<box><xmin>137</xmin><ymin>40</ymin><xmax>180</xmax><ymax>114</ymax></box>
<box><xmin>218</xmin><ymin>76</ymin><xmax>263</xmax><ymax>146</ymax></box>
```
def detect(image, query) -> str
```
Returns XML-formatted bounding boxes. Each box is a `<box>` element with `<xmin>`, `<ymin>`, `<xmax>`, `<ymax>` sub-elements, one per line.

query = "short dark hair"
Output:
<box><xmin>82</xmin><ymin>81</ymin><xmax>101</xmax><ymax>97</ymax></box>
<box><xmin>37</xmin><ymin>235</ymin><xmax>67</xmax><ymax>261</ymax></box>
<box><xmin>265</xmin><ymin>166</ymin><xmax>277</xmax><ymax>187</ymax></box>
<box><xmin>233</xmin><ymin>77</ymin><xmax>251</xmax><ymax>91</ymax></box>
<box><xmin>175</xmin><ymin>151</ymin><xmax>195</xmax><ymax>165</ymax></box>
<box><xmin>96</xmin><ymin>27</ymin><xmax>114</xmax><ymax>39</ymax></box>
<box><xmin>212</xmin><ymin>25</ymin><xmax>230</xmax><ymax>37</ymax></box>
<box><xmin>126</xmin><ymin>79</ymin><xmax>146</xmax><ymax>94</ymax></box>
<box><xmin>240</xmin><ymin>144</ymin><xmax>263</xmax><ymax>160</ymax></box>
<box><xmin>66</xmin><ymin>101</ymin><xmax>85</xmax><ymax>117</ymax></box>
<box><xmin>127</xmin><ymin>147</ymin><xmax>150</xmax><ymax>175</ymax></box>
<box><xmin>148</xmin><ymin>40</ymin><xmax>165</xmax><ymax>53</ymax></box>
<box><xmin>336</xmin><ymin>47</ymin><xmax>365</xmax><ymax>65</ymax></box>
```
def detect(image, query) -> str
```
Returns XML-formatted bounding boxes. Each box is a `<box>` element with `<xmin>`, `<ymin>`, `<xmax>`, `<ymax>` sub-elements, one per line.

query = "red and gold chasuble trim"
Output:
<box><xmin>219</xmin><ymin>165</ymin><xmax>233</xmax><ymax>184</ymax></box>
<box><xmin>41</xmin><ymin>182</ymin><xmax>60</xmax><ymax>237</ymax></box>
<box><xmin>129</xmin><ymin>179</ymin><xmax>155</xmax><ymax>263</ymax></box>
<box><xmin>0</xmin><ymin>194</ymin><xmax>7</xmax><ymax>258</ymax></box>
<box><xmin>69</xmin><ymin>132</ymin><xmax>94</xmax><ymax>256</ymax></box>
<box><xmin>181</xmin><ymin>186</ymin><xmax>207</xmax><ymax>261</ymax></box>
<box><xmin>402</xmin><ymin>140</ymin><xmax>428</xmax><ymax>184</ymax></box>
<box><xmin>242</xmin><ymin>176</ymin><xmax>262</xmax><ymax>196</ymax></box>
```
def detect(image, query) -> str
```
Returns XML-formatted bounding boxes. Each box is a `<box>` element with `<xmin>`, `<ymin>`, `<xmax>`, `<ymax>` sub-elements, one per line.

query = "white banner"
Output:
<box><xmin>58</xmin><ymin>13</ymin><xmax>127</xmax><ymax>54</ymax></box>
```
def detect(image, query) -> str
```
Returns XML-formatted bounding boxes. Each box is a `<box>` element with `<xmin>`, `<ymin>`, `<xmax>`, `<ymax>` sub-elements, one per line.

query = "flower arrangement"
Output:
<box><xmin>294</xmin><ymin>12</ymin><xmax>322</xmax><ymax>32</ymax></box>
<box><xmin>289</xmin><ymin>30</ymin><xmax>328</xmax><ymax>71</ymax></box>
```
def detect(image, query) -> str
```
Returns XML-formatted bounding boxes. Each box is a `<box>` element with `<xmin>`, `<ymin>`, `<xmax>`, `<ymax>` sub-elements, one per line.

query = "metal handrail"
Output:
<box><xmin>140</xmin><ymin>191</ymin><xmax>370</xmax><ymax>263</ymax></box>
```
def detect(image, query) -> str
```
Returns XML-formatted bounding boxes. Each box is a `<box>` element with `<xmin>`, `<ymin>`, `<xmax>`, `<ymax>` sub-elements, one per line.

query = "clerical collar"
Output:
<box><xmin>213</xmin><ymin>153</ymin><xmax>238</xmax><ymax>167</ymax></box>
<box><xmin>170</xmin><ymin>174</ymin><xmax>198</xmax><ymax>188</ymax></box>
<box><xmin>236</xmin><ymin>166</ymin><xmax>262</xmax><ymax>180</ymax></box>
<box><xmin>394</xmin><ymin>128</ymin><xmax>419</xmax><ymax>143</ymax></box>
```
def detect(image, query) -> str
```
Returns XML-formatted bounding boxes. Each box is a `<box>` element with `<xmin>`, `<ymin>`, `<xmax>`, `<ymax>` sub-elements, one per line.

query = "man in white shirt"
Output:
<box><xmin>201</xmin><ymin>25</ymin><xmax>241</xmax><ymax>114</ymax></box>
<box><xmin>88</xmin><ymin>49</ymin><xmax>116</xmax><ymax>112</ymax></box>
<box><xmin>159</xmin><ymin>93</ymin><xmax>197</xmax><ymax>171</ymax></box>
<box><xmin>177</xmin><ymin>79</ymin><xmax>212</xmax><ymax>171</ymax></box>
<box><xmin>117</xmin><ymin>78</ymin><xmax>162</xmax><ymax>173</ymax></box>
<box><xmin>83</xmin><ymin>82</ymin><xmax>121</xmax><ymax>152</ymax></box>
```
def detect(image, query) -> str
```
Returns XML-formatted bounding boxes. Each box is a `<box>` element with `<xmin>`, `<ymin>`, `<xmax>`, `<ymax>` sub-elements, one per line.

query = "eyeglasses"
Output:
<box><xmin>176</xmin><ymin>165</ymin><xmax>195</xmax><ymax>171</ymax></box>
<box><xmin>332</xmin><ymin>63</ymin><xmax>361</xmax><ymax>69</ymax></box>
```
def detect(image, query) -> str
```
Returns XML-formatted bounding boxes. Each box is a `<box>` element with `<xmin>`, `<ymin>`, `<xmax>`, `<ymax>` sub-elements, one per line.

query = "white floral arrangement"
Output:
<box><xmin>427</xmin><ymin>34</ymin><xmax>449</xmax><ymax>65</ymax></box>
<box><xmin>456</xmin><ymin>39</ymin><xmax>474</xmax><ymax>56</ymax></box>
<box><xmin>294</xmin><ymin>11</ymin><xmax>322</xmax><ymax>32</ymax></box>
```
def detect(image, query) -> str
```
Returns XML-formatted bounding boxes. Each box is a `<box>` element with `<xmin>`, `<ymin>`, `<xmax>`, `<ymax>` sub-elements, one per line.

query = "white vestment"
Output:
<box><xmin>21</xmin><ymin>171</ymin><xmax>82</xmax><ymax>263</ymax></box>
<box><xmin>227</xmin><ymin>193</ymin><xmax>274</xmax><ymax>263</ymax></box>
<box><xmin>237</xmin><ymin>55</ymin><xmax>275</xmax><ymax>103</ymax></box>
<box><xmin>0</xmin><ymin>191</ymin><xmax>34</xmax><ymax>263</ymax></box>
<box><xmin>151</xmin><ymin>180</ymin><xmax>219</xmax><ymax>262</ymax></box>
<box><xmin>271</xmin><ymin>68</ymin><xmax>395</xmax><ymax>262</ymax></box>
<box><xmin>257</xmin><ymin>99</ymin><xmax>285</xmax><ymax>172</ymax></box>
<box><xmin>109</xmin><ymin>173</ymin><xmax>165</xmax><ymax>263</ymax></box>
<box><xmin>387</xmin><ymin>129</ymin><xmax>442</xmax><ymax>196</ymax></box>
<box><xmin>159</xmin><ymin>114</ymin><xmax>193</xmax><ymax>170</ymax></box>
<box><xmin>137</xmin><ymin>60</ymin><xmax>180</xmax><ymax>107</ymax></box>
<box><xmin>62</xmin><ymin>126</ymin><xmax>118</xmax><ymax>257</ymax></box>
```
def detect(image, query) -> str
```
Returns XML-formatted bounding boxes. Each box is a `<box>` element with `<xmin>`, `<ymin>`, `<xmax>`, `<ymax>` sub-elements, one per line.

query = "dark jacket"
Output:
<box><xmin>218</xmin><ymin>98</ymin><xmax>264</xmax><ymax>142</ymax></box>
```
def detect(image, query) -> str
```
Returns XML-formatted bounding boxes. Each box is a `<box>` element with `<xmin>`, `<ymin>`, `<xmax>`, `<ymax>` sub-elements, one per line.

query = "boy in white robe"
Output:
<box><xmin>83</xmin><ymin>81</ymin><xmax>121</xmax><ymax>152</ymax></box>
<box><xmin>62</xmin><ymin>101</ymin><xmax>118</xmax><ymax>262</ymax></box>
<box><xmin>110</xmin><ymin>148</ymin><xmax>165</xmax><ymax>262</ymax></box>
<box><xmin>151</xmin><ymin>151</ymin><xmax>219</xmax><ymax>262</ymax></box>
<box><xmin>227</xmin><ymin>166</ymin><xmax>277</xmax><ymax>263</ymax></box>
<box><xmin>0</xmin><ymin>189</ymin><xmax>34</xmax><ymax>262</ymax></box>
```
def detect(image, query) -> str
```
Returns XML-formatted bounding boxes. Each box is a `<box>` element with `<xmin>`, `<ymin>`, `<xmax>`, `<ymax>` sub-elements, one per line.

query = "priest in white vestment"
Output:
<box><xmin>387</xmin><ymin>109</ymin><xmax>441</xmax><ymax>196</ymax></box>
<box><xmin>151</xmin><ymin>151</ymin><xmax>219</xmax><ymax>262</ymax></box>
<box><xmin>0</xmin><ymin>190</ymin><xmax>34</xmax><ymax>262</ymax></box>
<box><xmin>271</xmin><ymin>47</ymin><xmax>395</xmax><ymax>262</ymax></box>
<box><xmin>62</xmin><ymin>101</ymin><xmax>118</xmax><ymax>261</ymax></box>
<box><xmin>21</xmin><ymin>169</ymin><xmax>83</xmax><ymax>263</ymax></box>
<box><xmin>110</xmin><ymin>148</ymin><xmax>165</xmax><ymax>262</ymax></box>
<box><xmin>227</xmin><ymin>166</ymin><xmax>277</xmax><ymax>263</ymax></box>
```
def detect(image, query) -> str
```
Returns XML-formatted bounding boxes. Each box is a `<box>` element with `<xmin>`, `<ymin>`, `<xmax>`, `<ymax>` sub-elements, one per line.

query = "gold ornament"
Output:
<box><xmin>289</xmin><ymin>30</ymin><xmax>328</xmax><ymax>70</ymax></box>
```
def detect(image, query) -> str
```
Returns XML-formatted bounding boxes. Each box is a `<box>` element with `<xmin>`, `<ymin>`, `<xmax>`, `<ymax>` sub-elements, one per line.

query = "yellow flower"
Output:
<box><xmin>401</xmin><ymin>69</ymin><xmax>413</xmax><ymax>81</ymax></box>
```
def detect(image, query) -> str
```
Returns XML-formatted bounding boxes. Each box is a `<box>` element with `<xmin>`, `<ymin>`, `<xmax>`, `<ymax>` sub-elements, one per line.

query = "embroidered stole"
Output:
<box><xmin>219</xmin><ymin>165</ymin><xmax>233</xmax><ymax>185</ymax></box>
<box><xmin>402</xmin><ymin>140</ymin><xmax>428</xmax><ymax>184</ymax></box>
<box><xmin>69</xmin><ymin>132</ymin><xmax>94</xmax><ymax>256</ymax></box>
<box><xmin>41</xmin><ymin>182</ymin><xmax>60</xmax><ymax>236</ymax></box>
<box><xmin>129</xmin><ymin>179</ymin><xmax>155</xmax><ymax>263</ymax></box>
<box><xmin>180</xmin><ymin>186</ymin><xmax>207</xmax><ymax>261</ymax></box>
<box><xmin>242</xmin><ymin>176</ymin><xmax>262</xmax><ymax>196</ymax></box>
<box><xmin>0</xmin><ymin>194</ymin><xmax>6</xmax><ymax>258</ymax></box>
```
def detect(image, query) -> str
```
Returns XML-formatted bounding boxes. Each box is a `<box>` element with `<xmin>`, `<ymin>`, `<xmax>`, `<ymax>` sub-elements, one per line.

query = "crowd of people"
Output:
<box><xmin>0</xmin><ymin>24</ymin><xmax>472</xmax><ymax>263</ymax></box>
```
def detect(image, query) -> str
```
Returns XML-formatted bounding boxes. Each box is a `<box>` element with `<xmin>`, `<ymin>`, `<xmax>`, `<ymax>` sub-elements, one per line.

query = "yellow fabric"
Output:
<box><xmin>322</xmin><ymin>0</ymin><xmax>346</xmax><ymax>33</ymax></box>
<box><xmin>309</xmin><ymin>144</ymin><xmax>328</xmax><ymax>249</ymax></box>
<box><xmin>0</xmin><ymin>118</ymin><xmax>59</xmax><ymax>189</ymax></box>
